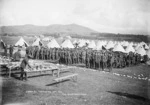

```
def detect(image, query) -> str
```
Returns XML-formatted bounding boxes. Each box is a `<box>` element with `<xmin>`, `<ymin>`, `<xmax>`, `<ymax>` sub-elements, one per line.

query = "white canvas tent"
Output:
<box><xmin>78</xmin><ymin>39</ymin><xmax>86</xmax><ymax>47</ymax></box>
<box><xmin>135</xmin><ymin>44</ymin><xmax>141</xmax><ymax>51</ymax></box>
<box><xmin>126</xmin><ymin>44</ymin><xmax>135</xmax><ymax>53</ymax></box>
<box><xmin>122</xmin><ymin>41</ymin><xmax>129</xmax><ymax>47</ymax></box>
<box><xmin>88</xmin><ymin>40</ymin><xmax>96</xmax><ymax>49</ymax></box>
<box><xmin>32</xmin><ymin>38</ymin><xmax>43</xmax><ymax>46</ymax></box>
<box><xmin>95</xmin><ymin>41</ymin><xmax>104</xmax><ymax>50</ymax></box>
<box><xmin>15</xmin><ymin>37</ymin><xmax>29</xmax><ymax>47</ymax></box>
<box><xmin>105</xmin><ymin>41</ymin><xmax>115</xmax><ymax>49</ymax></box>
<box><xmin>113</xmin><ymin>43</ymin><xmax>126</xmax><ymax>53</ymax></box>
<box><xmin>61</xmin><ymin>39</ymin><xmax>74</xmax><ymax>48</ymax></box>
<box><xmin>42</xmin><ymin>37</ymin><xmax>50</xmax><ymax>41</ymax></box>
<box><xmin>136</xmin><ymin>46</ymin><xmax>146</xmax><ymax>56</ymax></box>
<box><xmin>47</xmin><ymin>38</ymin><xmax>60</xmax><ymax>48</ymax></box>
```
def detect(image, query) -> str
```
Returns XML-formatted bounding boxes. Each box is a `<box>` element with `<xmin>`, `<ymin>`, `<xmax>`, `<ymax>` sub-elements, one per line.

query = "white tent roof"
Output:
<box><xmin>61</xmin><ymin>39</ymin><xmax>74</xmax><ymax>48</ymax></box>
<box><xmin>95</xmin><ymin>41</ymin><xmax>104</xmax><ymax>50</ymax></box>
<box><xmin>122</xmin><ymin>41</ymin><xmax>129</xmax><ymax>47</ymax></box>
<box><xmin>105</xmin><ymin>41</ymin><xmax>115</xmax><ymax>49</ymax></box>
<box><xmin>136</xmin><ymin>46</ymin><xmax>146</xmax><ymax>56</ymax></box>
<box><xmin>113</xmin><ymin>43</ymin><xmax>126</xmax><ymax>53</ymax></box>
<box><xmin>88</xmin><ymin>40</ymin><xmax>96</xmax><ymax>49</ymax></box>
<box><xmin>140</xmin><ymin>42</ymin><xmax>149</xmax><ymax>49</ymax></box>
<box><xmin>135</xmin><ymin>44</ymin><xmax>141</xmax><ymax>50</ymax></box>
<box><xmin>32</xmin><ymin>38</ymin><xmax>42</xmax><ymax>46</ymax></box>
<box><xmin>42</xmin><ymin>37</ymin><xmax>50</xmax><ymax>41</ymax></box>
<box><xmin>73</xmin><ymin>39</ymin><xmax>78</xmax><ymax>44</ymax></box>
<box><xmin>15</xmin><ymin>37</ymin><xmax>29</xmax><ymax>47</ymax></box>
<box><xmin>47</xmin><ymin>38</ymin><xmax>60</xmax><ymax>48</ymax></box>
<box><xmin>126</xmin><ymin>44</ymin><xmax>135</xmax><ymax>53</ymax></box>
<box><xmin>78</xmin><ymin>39</ymin><xmax>85</xmax><ymax>47</ymax></box>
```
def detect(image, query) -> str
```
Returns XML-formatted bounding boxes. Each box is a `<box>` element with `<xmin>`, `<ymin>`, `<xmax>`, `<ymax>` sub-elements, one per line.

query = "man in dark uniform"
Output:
<box><xmin>52</xmin><ymin>48</ymin><xmax>56</xmax><ymax>60</ymax></box>
<box><xmin>86</xmin><ymin>50</ymin><xmax>91</xmax><ymax>68</ymax></box>
<box><xmin>35</xmin><ymin>46</ymin><xmax>40</xmax><ymax>59</ymax></box>
<box><xmin>4</xmin><ymin>44</ymin><xmax>8</xmax><ymax>56</ymax></box>
<box><xmin>67</xmin><ymin>50</ymin><xmax>72</xmax><ymax>65</ymax></box>
<box><xmin>13</xmin><ymin>49</ymin><xmax>21</xmax><ymax>61</ymax></box>
<box><xmin>40</xmin><ymin>47</ymin><xmax>43</xmax><ymax>59</ymax></box>
<box><xmin>81</xmin><ymin>50</ymin><xmax>86</xmax><ymax>64</ymax></box>
<box><xmin>9</xmin><ymin>45</ymin><xmax>14</xmax><ymax>57</ymax></box>
<box><xmin>20</xmin><ymin>54</ymin><xmax>32</xmax><ymax>81</ymax></box>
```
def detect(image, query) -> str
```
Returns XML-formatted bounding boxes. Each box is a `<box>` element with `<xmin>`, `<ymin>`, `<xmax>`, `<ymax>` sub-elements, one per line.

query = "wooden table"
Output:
<box><xmin>25</xmin><ymin>68</ymin><xmax>60</xmax><ymax>78</ymax></box>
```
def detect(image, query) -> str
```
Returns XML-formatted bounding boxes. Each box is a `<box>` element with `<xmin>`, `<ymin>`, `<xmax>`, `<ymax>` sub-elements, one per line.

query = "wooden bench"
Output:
<box><xmin>53</xmin><ymin>73</ymin><xmax>78</xmax><ymax>86</ymax></box>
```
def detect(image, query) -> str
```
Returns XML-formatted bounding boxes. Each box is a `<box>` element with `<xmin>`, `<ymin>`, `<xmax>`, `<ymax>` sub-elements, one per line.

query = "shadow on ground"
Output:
<box><xmin>107</xmin><ymin>91</ymin><xmax>150</xmax><ymax>102</ymax></box>
<box><xmin>46</xmin><ymin>79</ymin><xmax>70</xmax><ymax>86</ymax></box>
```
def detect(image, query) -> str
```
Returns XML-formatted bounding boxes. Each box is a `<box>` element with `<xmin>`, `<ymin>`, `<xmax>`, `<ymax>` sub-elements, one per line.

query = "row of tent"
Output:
<box><xmin>0</xmin><ymin>36</ymin><xmax>150</xmax><ymax>57</ymax></box>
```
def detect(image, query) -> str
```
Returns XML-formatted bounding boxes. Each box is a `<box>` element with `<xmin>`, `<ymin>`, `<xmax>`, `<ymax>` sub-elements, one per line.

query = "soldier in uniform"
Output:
<box><xmin>107</xmin><ymin>53</ymin><xmax>112</xmax><ymax>72</ymax></box>
<box><xmin>52</xmin><ymin>48</ymin><xmax>55</xmax><ymax>60</ymax></box>
<box><xmin>4</xmin><ymin>44</ymin><xmax>8</xmax><ymax>56</ymax></box>
<box><xmin>40</xmin><ymin>47</ymin><xmax>43</xmax><ymax>59</ymax></box>
<box><xmin>86</xmin><ymin>50</ymin><xmax>90</xmax><ymax>68</ymax></box>
<box><xmin>36</xmin><ymin>47</ymin><xmax>40</xmax><ymax>59</ymax></box>
<box><xmin>102</xmin><ymin>53</ymin><xmax>107</xmax><ymax>71</ymax></box>
<box><xmin>13</xmin><ymin>48</ymin><xmax>21</xmax><ymax>61</ymax></box>
<box><xmin>67</xmin><ymin>50</ymin><xmax>72</xmax><ymax>65</ymax></box>
<box><xmin>20</xmin><ymin>54</ymin><xmax>32</xmax><ymax>81</ymax></box>
<box><xmin>81</xmin><ymin>50</ymin><xmax>86</xmax><ymax>64</ymax></box>
<box><xmin>9</xmin><ymin>45</ymin><xmax>14</xmax><ymax>57</ymax></box>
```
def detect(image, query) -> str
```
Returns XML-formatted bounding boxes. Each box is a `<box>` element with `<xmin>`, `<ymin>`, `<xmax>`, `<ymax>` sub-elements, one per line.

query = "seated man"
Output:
<box><xmin>13</xmin><ymin>49</ymin><xmax>21</xmax><ymax>61</ymax></box>
<box><xmin>20</xmin><ymin>54</ymin><xmax>32</xmax><ymax>81</ymax></box>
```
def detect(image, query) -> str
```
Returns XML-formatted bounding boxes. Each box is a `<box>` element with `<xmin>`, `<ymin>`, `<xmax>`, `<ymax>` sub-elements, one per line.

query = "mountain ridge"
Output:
<box><xmin>0</xmin><ymin>24</ymin><xmax>97</xmax><ymax>35</ymax></box>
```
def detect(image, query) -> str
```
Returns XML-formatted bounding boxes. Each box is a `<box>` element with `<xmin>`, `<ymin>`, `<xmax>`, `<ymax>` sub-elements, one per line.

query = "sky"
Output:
<box><xmin>0</xmin><ymin>0</ymin><xmax>150</xmax><ymax>35</ymax></box>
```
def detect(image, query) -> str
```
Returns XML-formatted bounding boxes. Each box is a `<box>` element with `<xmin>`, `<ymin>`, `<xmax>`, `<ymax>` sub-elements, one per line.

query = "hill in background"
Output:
<box><xmin>0</xmin><ymin>24</ymin><xmax>97</xmax><ymax>35</ymax></box>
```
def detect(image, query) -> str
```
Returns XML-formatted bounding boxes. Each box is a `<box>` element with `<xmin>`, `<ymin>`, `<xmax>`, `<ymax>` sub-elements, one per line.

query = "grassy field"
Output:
<box><xmin>1</xmin><ymin>63</ymin><xmax>150</xmax><ymax>105</ymax></box>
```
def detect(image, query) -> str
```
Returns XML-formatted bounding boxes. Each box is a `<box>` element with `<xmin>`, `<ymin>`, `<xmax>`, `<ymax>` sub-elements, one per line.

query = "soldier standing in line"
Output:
<box><xmin>101</xmin><ymin>53</ymin><xmax>104</xmax><ymax>71</ymax></box>
<box><xmin>72</xmin><ymin>50</ymin><xmax>76</xmax><ymax>64</ymax></box>
<box><xmin>76</xmin><ymin>50</ymin><xmax>79</xmax><ymax>64</ymax></box>
<box><xmin>52</xmin><ymin>48</ymin><xmax>55</xmax><ymax>60</ymax></box>
<box><xmin>137</xmin><ymin>54</ymin><xmax>141</xmax><ymax>64</ymax></box>
<box><xmin>49</xmin><ymin>48</ymin><xmax>51</xmax><ymax>60</ymax></box>
<box><xmin>117</xmin><ymin>54</ymin><xmax>121</xmax><ymax>68</ymax></box>
<box><xmin>124</xmin><ymin>53</ymin><xmax>128</xmax><ymax>67</ymax></box>
<box><xmin>119</xmin><ymin>53</ymin><xmax>124</xmax><ymax>68</ymax></box>
<box><xmin>9</xmin><ymin>45</ymin><xmax>14</xmax><ymax>57</ymax></box>
<box><xmin>36</xmin><ymin>47</ymin><xmax>40</xmax><ymax>59</ymax></box>
<box><xmin>143</xmin><ymin>55</ymin><xmax>148</xmax><ymax>63</ymax></box>
<box><xmin>86</xmin><ymin>50</ymin><xmax>90</xmax><ymax>68</ymax></box>
<box><xmin>55</xmin><ymin>48</ymin><xmax>59</xmax><ymax>60</ymax></box>
<box><xmin>64</xmin><ymin>49</ymin><xmax>68</xmax><ymax>64</ymax></box>
<box><xmin>67</xmin><ymin>50</ymin><xmax>72</xmax><ymax>65</ymax></box>
<box><xmin>93</xmin><ymin>51</ymin><xmax>96</xmax><ymax>69</ymax></box>
<box><xmin>102</xmin><ymin>53</ymin><xmax>107</xmax><ymax>71</ymax></box>
<box><xmin>110</xmin><ymin>53</ymin><xmax>115</xmax><ymax>71</ymax></box>
<box><xmin>95</xmin><ymin>52</ymin><xmax>98</xmax><ymax>69</ymax></box>
<box><xmin>4</xmin><ymin>44</ymin><xmax>8</xmax><ymax>56</ymax></box>
<box><xmin>81</xmin><ymin>50</ymin><xmax>85</xmax><ymax>64</ymax></box>
<box><xmin>40</xmin><ymin>47</ymin><xmax>43</xmax><ymax>59</ymax></box>
<box><xmin>61</xmin><ymin>49</ymin><xmax>64</xmax><ymax>64</ymax></box>
<box><xmin>107</xmin><ymin>53</ymin><xmax>112</xmax><ymax>72</ymax></box>
<box><xmin>132</xmin><ymin>54</ymin><xmax>136</xmax><ymax>65</ymax></box>
<box><xmin>45</xmin><ymin>48</ymin><xmax>48</xmax><ymax>60</ymax></box>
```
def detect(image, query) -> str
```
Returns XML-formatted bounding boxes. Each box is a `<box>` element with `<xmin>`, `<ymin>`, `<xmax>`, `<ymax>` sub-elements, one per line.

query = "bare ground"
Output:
<box><xmin>1</xmin><ymin>64</ymin><xmax>150</xmax><ymax>105</ymax></box>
